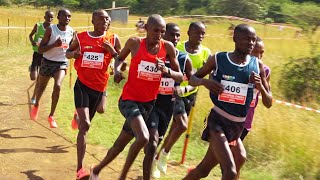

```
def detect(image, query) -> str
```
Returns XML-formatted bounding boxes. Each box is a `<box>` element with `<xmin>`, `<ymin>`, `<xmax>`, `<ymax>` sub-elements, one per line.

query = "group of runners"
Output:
<box><xmin>28</xmin><ymin>8</ymin><xmax>272</xmax><ymax>180</ymax></box>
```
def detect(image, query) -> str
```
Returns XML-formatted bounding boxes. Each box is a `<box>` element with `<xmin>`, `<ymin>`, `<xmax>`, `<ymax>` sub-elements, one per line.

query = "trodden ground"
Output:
<box><xmin>0</xmin><ymin>55</ymin><xmax>145</xmax><ymax>180</ymax></box>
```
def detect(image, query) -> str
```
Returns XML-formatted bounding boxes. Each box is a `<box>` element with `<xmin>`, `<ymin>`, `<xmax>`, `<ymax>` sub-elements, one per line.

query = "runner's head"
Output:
<box><xmin>145</xmin><ymin>14</ymin><xmax>166</xmax><ymax>45</ymax></box>
<box><xmin>233</xmin><ymin>24</ymin><xmax>256</xmax><ymax>55</ymax></box>
<box><xmin>251</xmin><ymin>36</ymin><xmax>264</xmax><ymax>59</ymax></box>
<box><xmin>187</xmin><ymin>21</ymin><xmax>206</xmax><ymax>45</ymax></box>
<box><xmin>163</xmin><ymin>23</ymin><xmax>180</xmax><ymax>47</ymax></box>
<box><xmin>57</xmin><ymin>9</ymin><xmax>71</xmax><ymax>26</ymax></box>
<box><xmin>44</xmin><ymin>10</ymin><xmax>54</xmax><ymax>24</ymax></box>
<box><xmin>92</xmin><ymin>9</ymin><xmax>110</xmax><ymax>33</ymax></box>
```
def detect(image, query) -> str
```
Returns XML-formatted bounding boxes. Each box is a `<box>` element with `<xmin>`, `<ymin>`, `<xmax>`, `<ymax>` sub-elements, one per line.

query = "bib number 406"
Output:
<box><xmin>224</xmin><ymin>85</ymin><xmax>241</xmax><ymax>93</ymax></box>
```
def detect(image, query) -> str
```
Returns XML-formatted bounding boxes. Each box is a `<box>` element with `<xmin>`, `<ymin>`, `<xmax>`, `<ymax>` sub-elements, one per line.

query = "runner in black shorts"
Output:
<box><xmin>28</xmin><ymin>10</ymin><xmax>54</xmax><ymax>104</ymax></box>
<box><xmin>74</xmin><ymin>79</ymin><xmax>103</xmax><ymax>120</ymax></box>
<box><xmin>90</xmin><ymin>15</ymin><xmax>183</xmax><ymax>180</ymax></box>
<box><xmin>39</xmin><ymin>58</ymin><xmax>68</xmax><ymax>77</ymax></box>
<box><xmin>184</xmin><ymin>24</ymin><xmax>269</xmax><ymax>180</ymax></box>
<box><xmin>144</xmin><ymin>23</ymin><xmax>193</xmax><ymax>179</ymax></box>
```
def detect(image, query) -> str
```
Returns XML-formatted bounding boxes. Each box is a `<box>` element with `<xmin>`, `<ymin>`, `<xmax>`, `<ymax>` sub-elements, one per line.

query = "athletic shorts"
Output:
<box><xmin>74</xmin><ymin>79</ymin><xmax>103</xmax><ymax>120</ymax></box>
<box><xmin>146</xmin><ymin>95</ymin><xmax>175</xmax><ymax>138</ymax></box>
<box><xmin>201</xmin><ymin>108</ymin><xmax>244</xmax><ymax>143</ymax></box>
<box><xmin>39</xmin><ymin>58</ymin><xmax>68</xmax><ymax>77</ymax></box>
<box><xmin>240</xmin><ymin>128</ymin><xmax>249</xmax><ymax>141</ymax></box>
<box><xmin>173</xmin><ymin>93</ymin><xmax>196</xmax><ymax>117</ymax></box>
<box><xmin>119</xmin><ymin>97</ymin><xmax>155</xmax><ymax>136</ymax></box>
<box><xmin>30</xmin><ymin>52</ymin><xmax>43</xmax><ymax>72</ymax></box>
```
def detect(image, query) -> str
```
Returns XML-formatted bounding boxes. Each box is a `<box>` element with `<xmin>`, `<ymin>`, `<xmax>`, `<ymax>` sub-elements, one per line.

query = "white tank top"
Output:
<box><xmin>43</xmin><ymin>24</ymin><xmax>74</xmax><ymax>62</ymax></box>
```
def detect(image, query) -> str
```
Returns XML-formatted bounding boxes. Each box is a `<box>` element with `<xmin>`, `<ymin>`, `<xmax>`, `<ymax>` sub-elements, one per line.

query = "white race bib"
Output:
<box><xmin>81</xmin><ymin>52</ymin><xmax>104</xmax><ymax>69</ymax></box>
<box><xmin>159</xmin><ymin>77</ymin><xmax>175</xmax><ymax>95</ymax></box>
<box><xmin>137</xmin><ymin>60</ymin><xmax>161</xmax><ymax>81</ymax></box>
<box><xmin>218</xmin><ymin>80</ymin><xmax>248</xmax><ymax>105</ymax></box>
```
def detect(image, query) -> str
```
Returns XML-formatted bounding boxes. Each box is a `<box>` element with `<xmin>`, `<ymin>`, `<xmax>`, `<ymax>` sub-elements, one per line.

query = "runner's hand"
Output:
<box><xmin>114</xmin><ymin>70</ymin><xmax>125</xmax><ymax>83</ymax></box>
<box><xmin>156</xmin><ymin>58</ymin><xmax>168</xmax><ymax>73</ymax></box>
<box><xmin>174</xmin><ymin>86</ymin><xmax>185</xmax><ymax>96</ymax></box>
<box><xmin>54</xmin><ymin>37</ymin><xmax>62</xmax><ymax>47</ymax></box>
<box><xmin>73</xmin><ymin>48</ymin><xmax>81</xmax><ymax>59</ymax></box>
<box><xmin>32</xmin><ymin>41</ymin><xmax>37</xmax><ymax>46</ymax></box>
<box><xmin>203</xmin><ymin>79</ymin><xmax>224</xmax><ymax>95</ymax></box>
<box><xmin>250</xmin><ymin>71</ymin><xmax>262</xmax><ymax>91</ymax></box>
<box><xmin>102</xmin><ymin>40</ymin><xmax>116</xmax><ymax>55</ymax></box>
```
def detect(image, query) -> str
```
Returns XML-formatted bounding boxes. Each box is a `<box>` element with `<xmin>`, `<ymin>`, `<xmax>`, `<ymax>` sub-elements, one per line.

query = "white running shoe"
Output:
<box><xmin>152</xmin><ymin>160</ymin><xmax>161</xmax><ymax>179</ymax></box>
<box><xmin>157</xmin><ymin>149</ymin><xmax>170</xmax><ymax>174</ymax></box>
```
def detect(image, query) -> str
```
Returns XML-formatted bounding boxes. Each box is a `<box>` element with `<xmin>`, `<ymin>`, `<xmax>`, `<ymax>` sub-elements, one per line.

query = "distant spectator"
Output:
<box><xmin>136</xmin><ymin>18</ymin><xmax>145</xmax><ymax>33</ymax></box>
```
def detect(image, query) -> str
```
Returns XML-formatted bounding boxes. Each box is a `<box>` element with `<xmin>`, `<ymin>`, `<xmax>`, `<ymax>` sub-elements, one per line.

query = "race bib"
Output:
<box><xmin>218</xmin><ymin>80</ymin><xmax>248</xmax><ymax>105</ymax></box>
<box><xmin>81</xmin><ymin>52</ymin><xmax>104</xmax><ymax>69</ymax></box>
<box><xmin>37</xmin><ymin>38</ymin><xmax>42</xmax><ymax>46</ymax></box>
<box><xmin>250</xmin><ymin>88</ymin><xmax>259</xmax><ymax>107</ymax></box>
<box><xmin>137</xmin><ymin>60</ymin><xmax>161</xmax><ymax>81</ymax></box>
<box><xmin>61</xmin><ymin>42</ymin><xmax>69</xmax><ymax>49</ymax></box>
<box><xmin>159</xmin><ymin>77</ymin><xmax>175</xmax><ymax>95</ymax></box>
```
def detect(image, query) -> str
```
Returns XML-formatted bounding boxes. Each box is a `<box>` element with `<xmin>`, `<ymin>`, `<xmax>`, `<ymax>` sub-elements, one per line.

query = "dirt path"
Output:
<box><xmin>0</xmin><ymin>55</ymin><xmax>143</xmax><ymax>179</ymax></box>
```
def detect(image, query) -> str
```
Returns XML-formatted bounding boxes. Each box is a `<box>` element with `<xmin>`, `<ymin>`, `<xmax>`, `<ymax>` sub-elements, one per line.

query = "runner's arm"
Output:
<box><xmin>29</xmin><ymin>24</ymin><xmax>37</xmax><ymax>46</ymax></box>
<box><xmin>114</xmin><ymin>38</ymin><xmax>134</xmax><ymax>83</ymax></box>
<box><xmin>163</xmin><ymin>41</ymin><xmax>183</xmax><ymax>83</ymax></box>
<box><xmin>189</xmin><ymin>55</ymin><xmax>223</xmax><ymax>95</ymax></box>
<box><xmin>184</xmin><ymin>57</ymin><xmax>196</xmax><ymax>93</ymax></box>
<box><xmin>114</xmin><ymin>34</ymin><xmax>122</xmax><ymax>54</ymax></box>
<box><xmin>38</xmin><ymin>27</ymin><xmax>62</xmax><ymax>54</ymax></box>
<box><xmin>258</xmin><ymin>61</ymin><xmax>272</xmax><ymax>108</ymax></box>
<box><xmin>66</xmin><ymin>35</ymin><xmax>80</xmax><ymax>59</ymax></box>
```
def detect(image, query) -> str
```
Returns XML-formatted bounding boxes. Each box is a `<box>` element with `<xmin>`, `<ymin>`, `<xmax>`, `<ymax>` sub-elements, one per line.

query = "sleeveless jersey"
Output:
<box><xmin>210</xmin><ymin>52</ymin><xmax>259</xmax><ymax>118</ymax></box>
<box><xmin>158</xmin><ymin>50</ymin><xmax>188</xmax><ymax>96</ymax></box>
<box><xmin>176</xmin><ymin>41</ymin><xmax>211</xmax><ymax>97</ymax></box>
<box><xmin>244</xmin><ymin>65</ymin><xmax>271</xmax><ymax>130</ymax></box>
<box><xmin>74</xmin><ymin>31</ymin><xmax>115</xmax><ymax>92</ymax></box>
<box><xmin>121</xmin><ymin>38</ymin><xmax>167</xmax><ymax>102</ymax></box>
<box><xmin>43</xmin><ymin>24</ymin><xmax>74</xmax><ymax>62</ymax></box>
<box><xmin>32</xmin><ymin>23</ymin><xmax>46</xmax><ymax>53</ymax></box>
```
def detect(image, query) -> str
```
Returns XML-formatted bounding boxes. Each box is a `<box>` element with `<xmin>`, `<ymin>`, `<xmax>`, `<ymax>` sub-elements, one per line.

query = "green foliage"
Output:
<box><xmin>279</xmin><ymin>55</ymin><xmax>320</xmax><ymax>106</ymax></box>
<box><xmin>209</xmin><ymin>0</ymin><xmax>267</xmax><ymax>20</ymax></box>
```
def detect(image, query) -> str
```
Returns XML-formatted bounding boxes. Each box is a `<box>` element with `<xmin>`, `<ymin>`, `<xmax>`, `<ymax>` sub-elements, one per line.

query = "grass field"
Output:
<box><xmin>1</xmin><ymin>6</ymin><xmax>319</xmax><ymax>179</ymax></box>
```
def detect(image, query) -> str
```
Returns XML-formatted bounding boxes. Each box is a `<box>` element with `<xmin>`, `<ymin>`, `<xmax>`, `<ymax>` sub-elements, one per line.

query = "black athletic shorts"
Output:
<box><xmin>201</xmin><ymin>108</ymin><xmax>244</xmax><ymax>143</ymax></box>
<box><xmin>39</xmin><ymin>58</ymin><xmax>68</xmax><ymax>77</ymax></box>
<box><xmin>30</xmin><ymin>52</ymin><xmax>43</xmax><ymax>72</ymax></box>
<box><xmin>173</xmin><ymin>93</ymin><xmax>196</xmax><ymax>117</ymax></box>
<box><xmin>119</xmin><ymin>97</ymin><xmax>155</xmax><ymax>136</ymax></box>
<box><xmin>74</xmin><ymin>79</ymin><xmax>103</xmax><ymax>120</ymax></box>
<box><xmin>146</xmin><ymin>94</ymin><xmax>175</xmax><ymax>138</ymax></box>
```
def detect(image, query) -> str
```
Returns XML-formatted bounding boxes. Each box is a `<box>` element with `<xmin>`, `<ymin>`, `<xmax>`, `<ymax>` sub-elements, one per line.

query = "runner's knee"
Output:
<box><xmin>221</xmin><ymin>165</ymin><xmax>237</xmax><ymax>180</ymax></box>
<box><xmin>136</xmin><ymin>132</ymin><xmax>149</xmax><ymax>147</ymax></box>
<box><xmin>79</xmin><ymin>119</ymin><xmax>90</xmax><ymax>132</ymax></box>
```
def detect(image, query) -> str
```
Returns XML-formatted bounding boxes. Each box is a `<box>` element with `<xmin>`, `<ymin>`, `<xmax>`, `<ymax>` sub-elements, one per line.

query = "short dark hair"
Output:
<box><xmin>256</xmin><ymin>36</ymin><xmax>262</xmax><ymax>42</ymax></box>
<box><xmin>166</xmin><ymin>23</ymin><xmax>178</xmax><ymax>31</ymax></box>
<box><xmin>58</xmin><ymin>8</ymin><xmax>69</xmax><ymax>16</ymax></box>
<box><xmin>234</xmin><ymin>24</ymin><xmax>252</xmax><ymax>34</ymax></box>
<box><xmin>189</xmin><ymin>21</ymin><xmax>205</xmax><ymax>30</ymax></box>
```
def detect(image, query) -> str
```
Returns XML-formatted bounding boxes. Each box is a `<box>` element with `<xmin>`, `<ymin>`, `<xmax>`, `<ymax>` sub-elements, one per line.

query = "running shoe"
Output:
<box><xmin>89</xmin><ymin>165</ymin><xmax>99</xmax><ymax>180</ymax></box>
<box><xmin>31</xmin><ymin>98</ymin><xmax>36</xmax><ymax>105</ymax></box>
<box><xmin>48</xmin><ymin>116</ymin><xmax>58</xmax><ymax>128</ymax></box>
<box><xmin>158</xmin><ymin>149</ymin><xmax>170</xmax><ymax>174</ymax></box>
<box><xmin>76</xmin><ymin>168</ymin><xmax>90</xmax><ymax>180</ymax></box>
<box><xmin>30</xmin><ymin>105</ymin><xmax>39</xmax><ymax>120</ymax></box>
<box><xmin>151</xmin><ymin>160</ymin><xmax>161</xmax><ymax>178</ymax></box>
<box><xmin>71</xmin><ymin>111</ymin><xmax>79</xmax><ymax>130</ymax></box>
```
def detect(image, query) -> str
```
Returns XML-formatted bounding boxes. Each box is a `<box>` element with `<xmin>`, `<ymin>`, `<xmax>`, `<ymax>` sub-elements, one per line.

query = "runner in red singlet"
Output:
<box><xmin>89</xmin><ymin>14</ymin><xmax>183</xmax><ymax>180</ymax></box>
